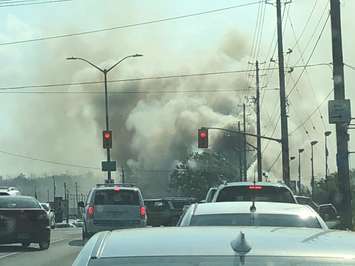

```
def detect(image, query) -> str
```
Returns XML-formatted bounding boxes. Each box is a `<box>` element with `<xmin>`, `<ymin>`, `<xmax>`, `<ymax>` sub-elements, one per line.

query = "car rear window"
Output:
<box><xmin>145</xmin><ymin>201</ymin><xmax>168</xmax><ymax>211</ymax></box>
<box><xmin>190</xmin><ymin>213</ymin><xmax>321</xmax><ymax>228</ymax></box>
<box><xmin>0</xmin><ymin>192</ymin><xmax>10</xmax><ymax>196</ymax></box>
<box><xmin>94</xmin><ymin>189</ymin><xmax>140</xmax><ymax>205</ymax></box>
<box><xmin>0</xmin><ymin>197</ymin><xmax>40</xmax><ymax>208</ymax></box>
<box><xmin>215</xmin><ymin>186</ymin><xmax>295</xmax><ymax>203</ymax></box>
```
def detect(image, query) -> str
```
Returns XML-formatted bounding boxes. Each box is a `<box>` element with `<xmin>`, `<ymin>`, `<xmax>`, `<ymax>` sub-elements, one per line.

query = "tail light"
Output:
<box><xmin>140</xmin><ymin>206</ymin><xmax>146</xmax><ymax>217</ymax></box>
<box><xmin>249</xmin><ymin>185</ymin><xmax>263</xmax><ymax>190</ymax></box>
<box><xmin>87</xmin><ymin>206</ymin><xmax>95</xmax><ymax>218</ymax></box>
<box><xmin>37</xmin><ymin>212</ymin><xmax>48</xmax><ymax>220</ymax></box>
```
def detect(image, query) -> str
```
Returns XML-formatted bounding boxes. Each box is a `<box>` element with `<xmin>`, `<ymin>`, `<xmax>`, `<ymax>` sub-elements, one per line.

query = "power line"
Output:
<box><xmin>289</xmin><ymin>88</ymin><xmax>333</xmax><ymax>135</ymax></box>
<box><xmin>0</xmin><ymin>1</ymin><xmax>262</xmax><ymax>46</ymax></box>
<box><xmin>0</xmin><ymin>63</ymin><xmax>330</xmax><ymax>92</ymax></box>
<box><xmin>267</xmin><ymin>151</ymin><xmax>281</xmax><ymax>172</ymax></box>
<box><xmin>0</xmin><ymin>0</ymin><xmax>71</xmax><ymax>7</ymax></box>
<box><xmin>287</xmin><ymin>13</ymin><xmax>330</xmax><ymax>98</ymax></box>
<box><xmin>0</xmin><ymin>149</ymin><xmax>100</xmax><ymax>170</ymax></box>
<box><xmin>345</xmin><ymin>63</ymin><xmax>355</xmax><ymax>70</ymax></box>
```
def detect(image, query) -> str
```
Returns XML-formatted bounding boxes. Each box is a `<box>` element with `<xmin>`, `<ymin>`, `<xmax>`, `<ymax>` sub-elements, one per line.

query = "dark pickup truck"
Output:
<box><xmin>145</xmin><ymin>197</ymin><xmax>197</xmax><ymax>227</ymax></box>
<box><xmin>0</xmin><ymin>196</ymin><xmax>50</xmax><ymax>249</ymax></box>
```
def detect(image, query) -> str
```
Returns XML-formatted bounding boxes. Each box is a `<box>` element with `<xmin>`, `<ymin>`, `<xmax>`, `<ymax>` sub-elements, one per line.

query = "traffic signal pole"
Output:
<box><xmin>104</xmin><ymin>71</ymin><xmax>112</xmax><ymax>182</ymax></box>
<box><xmin>329</xmin><ymin>0</ymin><xmax>352</xmax><ymax>229</ymax></box>
<box><xmin>276</xmin><ymin>0</ymin><xmax>290</xmax><ymax>185</ymax></box>
<box><xmin>243</xmin><ymin>104</ymin><xmax>247</xmax><ymax>181</ymax></box>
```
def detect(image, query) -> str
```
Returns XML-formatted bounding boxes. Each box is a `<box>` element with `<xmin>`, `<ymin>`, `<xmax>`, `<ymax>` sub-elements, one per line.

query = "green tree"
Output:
<box><xmin>169</xmin><ymin>151</ymin><xmax>239</xmax><ymax>200</ymax></box>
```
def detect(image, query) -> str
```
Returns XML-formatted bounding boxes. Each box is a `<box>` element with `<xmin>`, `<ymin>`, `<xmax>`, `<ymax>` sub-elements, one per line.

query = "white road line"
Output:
<box><xmin>0</xmin><ymin>252</ymin><xmax>18</xmax><ymax>260</ymax></box>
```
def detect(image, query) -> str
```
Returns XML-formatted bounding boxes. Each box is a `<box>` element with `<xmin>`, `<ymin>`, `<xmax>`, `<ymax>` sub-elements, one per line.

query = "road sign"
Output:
<box><xmin>328</xmin><ymin>99</ymin><xmax>351</xmax><ymax>124</ymax></box>
<box><xmin>102</xmin><ymin>161</ymin><xmax>117</xmax><ymax>172</ymax></box>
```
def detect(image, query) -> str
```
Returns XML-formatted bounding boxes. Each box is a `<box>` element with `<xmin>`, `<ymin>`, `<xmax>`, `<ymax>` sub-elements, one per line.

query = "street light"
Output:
<box><xmin>310</xmin><ymin>140</ymin><xmax>318</xmax><ymax>199</ymax></box>
<box><xmin>324</xmin><ymin>131</ymin><xmax>332</xmax><ymax>180</ymax></box>
<box><xmin>298</xmin><ymin>148</ymin><xmax>304</xmax><ymax>194</ymax></box>
<box><xmin>67</xmin><ymin>54</ymin><xmax>143</xmax><ymax>182</ymax></box>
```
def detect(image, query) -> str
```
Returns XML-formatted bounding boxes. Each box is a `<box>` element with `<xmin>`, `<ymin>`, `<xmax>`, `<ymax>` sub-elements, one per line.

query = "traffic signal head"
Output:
<box><xmin>198</xmin><ymin>128</ymin><xmax>208</xmax><ymax>148</ymax></box>
<box><xmin>103</xmin><ymin>130</ymin><xmax>112</xmax><ymax>149</ymax></box>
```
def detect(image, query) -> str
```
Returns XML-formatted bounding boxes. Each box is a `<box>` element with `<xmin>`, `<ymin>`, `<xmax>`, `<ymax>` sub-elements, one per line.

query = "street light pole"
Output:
<box><xmin>67</xmin><ymin>54</ymin><xmax>143</xmax><ymax>182</ymax></box>
<box><xmin>298</xmin><ymin>148</ymin><xmax>304</xmax><ymax>194</ymax></box>
<box><xmin>311</xmin><ymin>140</ymin><xmax>318</xmax><ymax>199</ymax></box>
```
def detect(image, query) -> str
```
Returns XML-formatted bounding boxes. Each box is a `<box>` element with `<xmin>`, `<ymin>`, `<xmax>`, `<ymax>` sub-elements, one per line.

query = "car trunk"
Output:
<box><xmin>0</xmin><ymin>208</ymin><xmax>48</xmax><ymax>238</ymax></box>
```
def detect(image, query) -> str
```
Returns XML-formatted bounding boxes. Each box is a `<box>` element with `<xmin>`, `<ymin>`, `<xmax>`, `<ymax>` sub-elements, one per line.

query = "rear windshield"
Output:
<box><xmin>145</xmin><ymin>201</ymin><xmax>169</xmax><ymax>211</ymax></box>
<box><xmin>0</xmin><ymin>197</ymin><xmax>40</xmax><ymax>208</ymax></box>
<box><xmin>94</xmin><ymin>189</ymin><xmax>140</xmax><ymax>205</ymax></box>
<box><xmin>190</xmin><ymin>213</ymin><xmax>321</xmax><ymax>228</ymax></box>
<box><xmin>0</xmin><ymin>192</ymin><xmax>10</xmax><ymax>196</ymax></box>
<box><xmin>216</xmin><ymin>186</ymin><xmax>295</xmax><ymax>203</ymax></box>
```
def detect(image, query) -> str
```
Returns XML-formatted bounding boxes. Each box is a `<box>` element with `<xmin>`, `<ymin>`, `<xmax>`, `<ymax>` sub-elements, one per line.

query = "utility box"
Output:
<box><xmin>328</xmin><ymin>99</ymin><xmax>351</xmax><ymax>124</ymax></box>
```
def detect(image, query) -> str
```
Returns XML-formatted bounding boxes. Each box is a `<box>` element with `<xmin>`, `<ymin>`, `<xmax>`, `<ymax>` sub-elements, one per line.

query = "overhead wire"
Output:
<box><xmin>0</xmin><ymin>63</ymin><xmax>329</xmax><ymax>92</ymax></box>
<box><xmin>0</xmin><ymin>1</ymin><xmax>262</xmax><ymax>46</ymax></box>
<box><xmin>0</xmin><ymin>0</ymin><xmax>70</xmax><ymax>7</ymax></box>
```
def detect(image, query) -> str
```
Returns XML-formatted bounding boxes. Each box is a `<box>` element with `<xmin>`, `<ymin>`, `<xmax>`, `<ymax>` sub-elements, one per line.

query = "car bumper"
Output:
<box><xmin>0</xmin><ymin>227</ymin><xmax>50</xmax><ymax>244</ymax></box>
<box><xmin>85</xmin><ymin>220</ymin><xmax>146</xmax><ymax>234</ymax></box>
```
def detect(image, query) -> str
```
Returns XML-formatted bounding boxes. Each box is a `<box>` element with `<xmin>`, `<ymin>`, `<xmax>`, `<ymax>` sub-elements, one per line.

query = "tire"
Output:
<box><xmin>21</xmin><ymin>241</ymin><xmax>31</xmax><ymax>248</ymax></box>
<box><xmin>38</xmin><ymin>240</ymin><xmax>50</xmax><ymax>250</ymax></box>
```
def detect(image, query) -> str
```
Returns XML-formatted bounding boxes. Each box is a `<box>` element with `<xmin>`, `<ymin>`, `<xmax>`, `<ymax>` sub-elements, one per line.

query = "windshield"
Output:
<box><xmin>0</xmin><ymin>197</ymin><xmax>41</xmax><ymax>208</ymax></box>
<box><xmin>216</xmin><ymin>186</ymin><xmax>295</xmax><ymax>203</ymax></box>
<box><xmin>93</xmin><ymin>190</ymin><xmax>140</xmax><ymax>205</ymax></box>
<box><xmin>88</xmin><ymin>256</ymin><xmax>355</xmax><ymax>266</ymax></box>
<box><xmin>189</xmin><ymin>213</ymin><xmax>321</xmax><ymax>228</ymax></box>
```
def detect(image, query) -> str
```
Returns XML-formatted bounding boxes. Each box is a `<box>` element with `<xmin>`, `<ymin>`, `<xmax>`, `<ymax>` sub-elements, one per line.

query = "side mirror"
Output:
<box><xmin>199</xmin><ymin>200</ymin><xmax>206</xmax><ymax>203</ymax></box>
<box><xmin>78</xmin><ymin>201</ymin><xmax>85</xmax><ymax>208</ymax></box>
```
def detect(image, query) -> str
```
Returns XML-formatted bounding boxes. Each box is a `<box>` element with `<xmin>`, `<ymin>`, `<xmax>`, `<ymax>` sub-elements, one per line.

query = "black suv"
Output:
<box><xmin>145</xmin><ymin>197</ymin><xmax>197</xmax><ymax>226</ymax></box>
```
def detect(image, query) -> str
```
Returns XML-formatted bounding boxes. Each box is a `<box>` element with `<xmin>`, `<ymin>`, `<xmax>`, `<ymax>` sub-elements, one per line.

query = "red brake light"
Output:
<box><xmin>140</xmin><ymin>206</ymin><xmax>146</xmax><ymax>217</ymax></box>
<box><xmin>114</xmin><ymin>186</ymin><xmax>120</xmax><ymax>192</ymax></box>
<box><xmin>249</xmin><ymin>185</ymin><xmax>263</xmax><ymax>190</ymax></box>
<box><xmin>87</xmin><ymin>206</ymin><xmax>95</xmax><ymax>217</ymax></box>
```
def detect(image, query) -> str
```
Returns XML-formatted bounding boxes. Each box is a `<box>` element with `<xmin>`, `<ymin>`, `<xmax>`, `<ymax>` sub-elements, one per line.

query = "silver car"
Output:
<box><xmin>40</xmin><ymin>203</ymin><xmax>56</xmax><ymax>229</ymax></box>
<box><xmin>0</xmin><ymin>186</ymin><xmax>21</xmax><ymax>196</ymax></box>
<box><xmin>178</xmin><ymin>201</ymin><xmax>327</xmax><ymax>229</ymax></box>
<box><xmin>73</xmin><ymin>226</ymin><xmax>355</xmax><ymax>265</ymax></box>
<box><xmin>78</xmin><ymin>183</ymin><xmax>146</xmax><ymax>240</ymax></box>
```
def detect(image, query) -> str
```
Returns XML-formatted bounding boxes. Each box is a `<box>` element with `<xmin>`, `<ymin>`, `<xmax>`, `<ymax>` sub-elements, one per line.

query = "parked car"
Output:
<box><xmin>178</xmin><ymin>201</ymin><xmax>327</xmax><ymax>229</ymax></box>
<box><xmin>0</xmin><ymin>186</ymin><xmax>21</xmax><ymax>196</ymax></box>
<box><xmin>212</xmin><ymin>182</ymin><xmax>297</xmax><ymax>203</ymax></box>
<box><xmin>295</xmin><ymin>195</ymin><xmax>340</xmax><ymax>228</ymax></box>
<box><xmin>73</xmin><ymin>226</ymin><xmax>355</xmax><ymax>265</ymax></box>
<box><xmin>78</xmin><ymin>183</ymin><xmax>146</xmax><ymax>240</ymax></box>
<box><xmin>0</xmin><ymin>196</ymin><xmax>50</xmax><ymax>249</ymax></box>
<box><xmin>145</xmin><ymin>197</ymin><xmax>197</xmax><ymax>226</ymax></box>
<box><xmin>40</xmin><ymin>202</ymin><xmax>56</xmax><ymax>229</ymax></box>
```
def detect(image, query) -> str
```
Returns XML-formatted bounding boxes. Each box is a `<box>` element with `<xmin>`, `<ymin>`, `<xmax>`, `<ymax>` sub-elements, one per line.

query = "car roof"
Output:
<box><xmin>0</xmin><ymin>195</ymin><xmax>35</xmax><ymax>200</ymax></box>
<box><xmin>218</xmin><ymin>182</ymin><xmax>290</xmax><ymax>189</ymax></box>
<box><xmin>89</xmin><ymin>227</ymin><xmax>355</xmax><ymax>259</ymax></box>
<box><xmin>92</xmin><ymin>186</ymin><xmax>139</xmax><ymax>192</ymax></box>
<box><xmin>193</xmin><ymin>202</ymin><xmax>318</xmax><ymax>216</ymax></box>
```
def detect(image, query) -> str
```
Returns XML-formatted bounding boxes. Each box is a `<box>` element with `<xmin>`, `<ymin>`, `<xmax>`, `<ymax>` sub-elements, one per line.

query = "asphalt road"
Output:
<box><xmin>0</xmin><ymin>227</ymin><xmax>84</xmax><ymax>266</ymax></box>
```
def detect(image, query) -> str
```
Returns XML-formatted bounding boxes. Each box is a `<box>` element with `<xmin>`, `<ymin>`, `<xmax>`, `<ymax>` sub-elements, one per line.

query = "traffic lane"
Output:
<box><xmin>0</xmin><ymin>227</ymin><xmax>84</xmax><ymax>266</ymax></box>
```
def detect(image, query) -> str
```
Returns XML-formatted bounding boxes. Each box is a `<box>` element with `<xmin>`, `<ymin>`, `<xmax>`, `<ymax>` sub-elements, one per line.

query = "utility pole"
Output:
<box><xmin>52</xmin><ymin>176</ymin><xmax>56</xmax><ymax>201</ymax></box>
<box><xmin>75</xmin><ymin>182</ymin><xmax>79</xmax><ymax>218</ymax></box>
<box><xmin>243</xmin><ymin>103</ymin><xmax>247</xmax><ymax>181</ymax></box>
<box><xmin>276</xmin><ymin>0</ymin><xmax>290</xmax><ymax>185</ymax></box>
<box><xmin>238</xmin><ymin>122</ymin><xmax>243</xmax><ymax>180</ymax></box>
<box><xmin>255</xmin><ymin>61</ymin><xmax>262</xmax><ymax>181</ymax></box>
<box><xmin>330</xmin><ymin>0</ymin><xmax>352</xmax><ymax>229</ymax></box>
<box><xmin>121</xmin><ymin>167</ymin><xmax>125</xmax><ymax>184</ymax></box>
<box><xmin>64</xmin><ymin>182</ymin><xmax>69</xmax><ymax>224</ymax></box>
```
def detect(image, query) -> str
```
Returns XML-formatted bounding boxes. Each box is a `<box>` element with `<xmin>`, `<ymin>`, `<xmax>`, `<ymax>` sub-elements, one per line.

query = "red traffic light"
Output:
<box><xmin>103</xmin><ymin>130</ymin><xmax>112</xmax><ymax>149</ymax></box>
<box><xmin>104</xmin><ymin>132</ymin><xmax>111</xmax><ymax>140</ymax></box>
<box><xmin>198</xmin><ymin>128</ymin><xmax>208</xmax><ymax>148</ymax></box>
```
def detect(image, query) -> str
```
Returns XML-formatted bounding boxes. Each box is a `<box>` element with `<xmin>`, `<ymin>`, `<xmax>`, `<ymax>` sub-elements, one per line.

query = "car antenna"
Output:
<box><xmin>230</xmin><ymin>232</ymin><xmax>252</xmax><ymax>265</ymax></box>
<box><xmin>250</xmin><ymin>179</ymin><xmax>256</xmax><ymax>213</ymax></box>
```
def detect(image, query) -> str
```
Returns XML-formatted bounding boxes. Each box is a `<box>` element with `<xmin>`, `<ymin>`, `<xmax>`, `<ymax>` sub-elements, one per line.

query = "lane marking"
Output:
<box><xmin>0</xmin><ymin>252</ymin><xmax>18</xmax><ymax>260</ymax></box>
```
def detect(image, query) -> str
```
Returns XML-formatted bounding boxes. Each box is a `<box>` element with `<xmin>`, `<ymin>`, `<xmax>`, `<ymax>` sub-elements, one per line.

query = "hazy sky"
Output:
<box><xmin>0</xmin><ymin>0</ymin><xmax>354</xmax><ymax>186</ymax></box>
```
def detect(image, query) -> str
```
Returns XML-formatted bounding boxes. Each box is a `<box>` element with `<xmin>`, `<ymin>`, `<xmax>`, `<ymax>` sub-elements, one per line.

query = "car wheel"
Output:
<box><xmin>38</xmin><ymin>240</ymin><xmax>50</xmax><ymax>250</ymax></box>
<box><xmin>21</xmin><ymin>241</ymin><xmax>31</xmax><ymax>248</ymax></box>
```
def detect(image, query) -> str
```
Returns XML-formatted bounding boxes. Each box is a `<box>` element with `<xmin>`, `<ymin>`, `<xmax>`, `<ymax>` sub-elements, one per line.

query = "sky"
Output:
<box><xmin>0</xmin><ymin>0</ymin><xmax>354</xmax><ymax>188</ymax></box>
